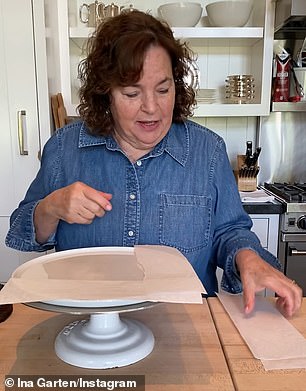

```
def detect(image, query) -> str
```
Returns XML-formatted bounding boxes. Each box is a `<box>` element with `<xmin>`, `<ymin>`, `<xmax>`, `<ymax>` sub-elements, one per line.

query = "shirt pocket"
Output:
<box><xmin>159</xmin><ymin>193</ymin><xmax>212</xmax><ymax>252</ymax></box>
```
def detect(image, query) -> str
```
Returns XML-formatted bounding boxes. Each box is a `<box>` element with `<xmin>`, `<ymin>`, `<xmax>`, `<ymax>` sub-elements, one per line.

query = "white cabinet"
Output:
<box><xmin>250</xmin><ymin>214</ymin><xmax>279</xmax><ymax>257</ymax></box>
<box><xmin>0</xmin><ymin>0</ymin><xmax>50</xmax><ymax>282</ymax></box>
<box><xmin>216</xmin><ymin>213</ymin><xmax>280</xmax><ymax>293</ymax></box>
<box><xmin>250</xmin><ymin>213</ymin><xmax>280</xmax><ymax>297</ymax></box>
<box><xmin>47</xmin><ymin>0</ymin><xmax>275</xmax><ymax>118</ymax></box>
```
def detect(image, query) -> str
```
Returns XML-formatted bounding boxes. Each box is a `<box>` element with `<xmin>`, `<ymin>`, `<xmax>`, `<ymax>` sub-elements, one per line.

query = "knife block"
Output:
<box><xmin>235</xmin><ymin>154</ymin><xmax>258</xmax><ymax>192</ymax></box>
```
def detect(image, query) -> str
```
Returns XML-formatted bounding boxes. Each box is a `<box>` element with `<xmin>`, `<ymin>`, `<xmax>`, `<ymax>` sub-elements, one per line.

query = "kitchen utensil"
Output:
<box><xmin>245</xmin><ymin>141</ymin><xmax>253</xmax><ymax>166</ymax></box>
<box><xmin>236</xmin><ymin>154</ymin><xmax>259</xmax><ymax>191</ymax></box>
<box><xmin>251</xmin><ymin>146</ymin><xmax>261</xmax><ymax>166</ymax></box>
<box><xmin>242</xmin><ymin>142</ymin><xmax>261</xmax><ymax>170</ymax></box>
<box><xmin>238</xmin><ymin>166</ymin><xmax>259</xmax><ymax>178</ymax></box>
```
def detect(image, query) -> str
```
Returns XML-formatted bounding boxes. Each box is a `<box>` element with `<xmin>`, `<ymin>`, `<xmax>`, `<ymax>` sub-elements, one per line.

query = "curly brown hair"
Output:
<box><xmin>77</xmin><ymin>10</ymin><xmax>196</xmax><ymax>136</ymax></box>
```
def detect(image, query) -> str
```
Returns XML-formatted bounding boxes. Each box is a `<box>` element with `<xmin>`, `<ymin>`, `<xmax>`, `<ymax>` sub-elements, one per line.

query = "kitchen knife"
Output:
<box><xmin>251</xmin><ymin>147</ymin><xmax>261</xmax><ymax>166</ymax></box>
<box><xmin>245</xmin><ymin>141</ymin><xmax>253</xmax><ymax>167</ymax></box>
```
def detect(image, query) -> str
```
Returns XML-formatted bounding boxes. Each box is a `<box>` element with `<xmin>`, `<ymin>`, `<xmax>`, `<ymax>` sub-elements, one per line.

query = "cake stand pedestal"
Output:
<box><xmin>26</xmin><ymin>301</ymin><xmax>156</xmax><ymax>369</ymax></box>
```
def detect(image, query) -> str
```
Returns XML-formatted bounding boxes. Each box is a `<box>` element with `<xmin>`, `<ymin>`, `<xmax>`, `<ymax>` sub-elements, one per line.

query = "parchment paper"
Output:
<box><xmin>0</xmin><ymin>245</ymin><xmax>206</xmax><ymax>305</ymax></box>
<box><xmin>217</xmin><ymin>292</ymin><xmax>306</xmax><ymax>370</ymax></box>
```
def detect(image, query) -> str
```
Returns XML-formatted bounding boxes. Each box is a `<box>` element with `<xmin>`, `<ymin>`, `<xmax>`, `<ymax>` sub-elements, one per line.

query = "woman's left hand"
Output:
<box><xmin>235</xmin><ymin>249</ymin><xmax>303</xmax><ymax>318</ymax></box>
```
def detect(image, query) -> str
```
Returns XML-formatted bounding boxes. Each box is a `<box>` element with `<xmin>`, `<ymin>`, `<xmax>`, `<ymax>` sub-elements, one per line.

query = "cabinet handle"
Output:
<box><xmin>290</xmin><ymin>248</ymin><xmax>306</xmax><ymax>256</ymax></box>
<box><xmin>17</xmin><ymin>110</ymin><xmax>28</xmax><ymax>155</ymax></box>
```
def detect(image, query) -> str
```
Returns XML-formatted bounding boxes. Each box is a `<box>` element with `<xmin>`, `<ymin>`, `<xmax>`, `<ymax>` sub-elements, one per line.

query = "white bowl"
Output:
<box><xmin>158</xmin><ymin>2</ymin><xmax>203</xmax><ymax>27</ymax></box>
<box><xmin>206</xmin><ymin>1</ymin><xmax>253</xmax><ymax>27</ymax></box>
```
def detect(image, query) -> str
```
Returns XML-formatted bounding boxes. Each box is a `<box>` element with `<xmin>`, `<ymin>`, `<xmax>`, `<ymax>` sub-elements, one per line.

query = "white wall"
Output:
<box><xmin>194</xmin><ymin>116</ymin><xmax>257</xmax><ymax>169</ymax></box>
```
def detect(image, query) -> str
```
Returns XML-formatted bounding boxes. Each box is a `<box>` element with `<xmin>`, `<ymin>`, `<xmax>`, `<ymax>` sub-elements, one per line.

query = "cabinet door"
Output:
<box><xmin>216</xmin><ymin>214</ymin><xmax>279</xmax><ymax>294</ymax></box>
<box><xmin>0</xmin><ymin>0</ymin><xmax>42</xmax><ymax>281</ymax></box>
<box><xmin>250</xmin><ymin>214</ymin><xmax>279</xmax><ymax>257</ymax></box>
<box><xmin>0</xmin><ymin>0</ymin><xmax>41</xmax><ymax>214</ymax></box>
<box><xmin>251</xmin><ymin>217</ymin><xmax>269</xmax><ymax>248</ymax></box>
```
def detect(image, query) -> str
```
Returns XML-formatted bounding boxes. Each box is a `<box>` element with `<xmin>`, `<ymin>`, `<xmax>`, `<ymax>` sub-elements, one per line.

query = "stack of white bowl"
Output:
<box><xmin>225</xmin><ymin>74</ymin><xmax>255</xmax><ymax>104</ymax></box>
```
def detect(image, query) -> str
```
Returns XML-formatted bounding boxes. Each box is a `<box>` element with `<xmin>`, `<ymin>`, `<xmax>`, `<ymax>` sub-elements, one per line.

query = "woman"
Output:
<box><xmin>6</xmin><ymin>11</ymin><xmax>301</xmax><ymax>316</ymax></box>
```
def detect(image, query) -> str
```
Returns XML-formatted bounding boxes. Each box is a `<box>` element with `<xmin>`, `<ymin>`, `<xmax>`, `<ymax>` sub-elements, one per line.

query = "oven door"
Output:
<box><xmin>281</xmin><ymin>233</ymin><xmax>306</xmax><ymax>294</ymax></box>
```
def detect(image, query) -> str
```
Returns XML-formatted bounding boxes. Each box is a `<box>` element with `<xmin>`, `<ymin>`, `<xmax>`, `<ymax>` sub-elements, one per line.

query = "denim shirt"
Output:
<box><xmin>6</xmin><ymin>119</ymin><xmax>280</xmax><ymax>295</ymax></box>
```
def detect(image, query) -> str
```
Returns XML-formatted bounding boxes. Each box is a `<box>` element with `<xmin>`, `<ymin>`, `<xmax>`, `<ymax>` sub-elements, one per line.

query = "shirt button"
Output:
<box><xmin>128</xmin><ymin>230</ymin><xmax>134</xmax><ymax>237</ymax></box>
<box><xmin>129</xmin><ymin>194</ymin><xmax>136</xmax><ymax>200</ymax></box>
<box><xmin>136</xmin><ymin>160</ymin><xmax>142</xmax><ymax>167</ymax></box>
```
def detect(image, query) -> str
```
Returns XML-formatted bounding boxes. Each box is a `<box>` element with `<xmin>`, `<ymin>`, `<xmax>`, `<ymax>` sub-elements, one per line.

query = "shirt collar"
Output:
<box><xmin>78</xmin><ymin>122</ymin><xmax>110</xmax><ymax>147</ymax></box>
<box><xmin>78</xmin><ymin>120</ymin><xmax>190</xmax><ymax>167</ymax></box>
<box><xmin>164</xmin><ymin>122</ymin><xmax>189</xmax><ymax>166</ymax></box>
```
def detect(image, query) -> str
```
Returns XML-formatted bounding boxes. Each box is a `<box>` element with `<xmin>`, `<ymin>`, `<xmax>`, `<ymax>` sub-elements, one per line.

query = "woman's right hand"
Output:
<box><xmin>34</xmin><ymin>181</ymin><xmax>112</xmax><ymax>243</ymax></box>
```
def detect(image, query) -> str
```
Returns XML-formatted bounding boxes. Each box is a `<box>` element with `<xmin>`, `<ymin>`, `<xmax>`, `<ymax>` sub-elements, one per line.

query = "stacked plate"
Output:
<box><xmin>196</xmin><ymin>88</ymin><xmax>218</xmax><ymax>104</ymax></box>
<box><xmin>225</xmin><ymin>75</ymin><xmax>255</xmax><ymax>104</ymax></box>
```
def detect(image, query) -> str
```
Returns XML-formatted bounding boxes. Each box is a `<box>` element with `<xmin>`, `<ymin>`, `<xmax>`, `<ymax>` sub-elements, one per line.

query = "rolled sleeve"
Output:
<box><xmin>5</xmin><ymin>201</ymin><xmax>56</xmax><ymax>252</ymax></box>
<box><xmin>221</xmin><ymin>235</ymin><xmax>281</xmax><ymax>294</ymax></box>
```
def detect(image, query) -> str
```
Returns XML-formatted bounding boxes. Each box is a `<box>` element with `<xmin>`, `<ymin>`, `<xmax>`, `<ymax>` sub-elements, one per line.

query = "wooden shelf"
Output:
<box><xmin>271</xmin><ymin>101</ymin><xmax>306</xmax><ymax>112</ymax></box>
<box><xmin>194</xmin><ymin>103</ymin><xmax>270</xmax><ymax>117</ymax></box>
<box><xmin>69</xmin><ymin>27</ymin><xmax>94</xmax><ymax>38</ymax></box>
<box><xmin>172</xmin><ymin>27</ymin><xmax>264</xmax><ymax>39</ymax></box>
<box><xmin>70</xmin><ymin>26</ymin><xmax>264</xmax><ymax>40</ymax></box>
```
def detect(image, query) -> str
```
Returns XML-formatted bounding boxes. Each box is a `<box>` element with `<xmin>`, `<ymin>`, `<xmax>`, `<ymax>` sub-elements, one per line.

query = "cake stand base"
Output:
<box><xmin>55</xmin><ymin>312</ymin><xmax>155</xmax><ymax>369</ymax></box>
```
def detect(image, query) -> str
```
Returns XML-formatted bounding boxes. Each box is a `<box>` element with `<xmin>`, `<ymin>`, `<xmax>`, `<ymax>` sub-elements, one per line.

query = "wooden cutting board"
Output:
<box><xmin>50</xmin><ymin>94</ymin><xmax>60</xmax><ymax>129</ymax></box>
<box><xmin>57</xmin><ymin>93</ymin><xmax>67</xmax><ymax>128</ymax></box>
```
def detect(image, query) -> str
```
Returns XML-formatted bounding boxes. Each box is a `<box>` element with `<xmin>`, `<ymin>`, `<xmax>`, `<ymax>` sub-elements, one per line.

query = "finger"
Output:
<box><xmin>242</xmin><ymin>286</ymin><xmax>256</xmax><ymax>314</ymax></box>
<box><xmin>83</xmin><ymin>202</ymin><xmax>108</xmax><ymax>218</ymax></box>
<box><xmin>294</xmin><ymin>285</ymin><xmax>303</xmax><ymax>312</ymax></box>
<box><xmin>99</xmin><ymin>192</ymin><xmax>113</xmax><ymax>211</ymax></box>
<box><xmin>238</xmin><ymin>264</ymin><xmax>257</xmax><ymax>314</ymax></box>
<box><xmin>83</xmin><ymin>187</ymin><xmax>113</xmax><ymax>211</ymax></box>
<box><xmin>289</xmin><ymin>283</ymin><xmax>302</xmax><ymax>314</ymax></box>
<box><xmin>65</xmin><ymin>211</ymin><xmax>94</xmax><ymax>225</ymax></box>
<box><xmin>274</xmin><ymin>281</ymin><xmax>302</xmax><ymax>318</ymax></box>
<box><xmin>85</xmin><ymin>202</ymin><xmax>111</xmax><ymax>220</ymax></box>
<box><xmin>100</xmin><ymin>192</ymin><xmax>113</xmax><ymax>200</ymax></box>
<box><xmin>276</xmin><ymin>296</ymin><xmax>294</xmax><ymax>318</ymax></box>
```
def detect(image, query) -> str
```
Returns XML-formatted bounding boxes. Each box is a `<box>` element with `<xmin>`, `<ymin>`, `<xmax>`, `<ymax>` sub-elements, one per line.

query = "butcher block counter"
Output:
<box><xmin>0</xmin><ymin>301</ymin><xmax>234</xmax><ymax>391</ymax></box>
<box><xmin>208</xmin><ymin>297</ymin><xmax>306</xmax><ymax>391</ymax></box>
<box><xmin>2</xmin><ymin>299</ymin><xmax>306</xmax><ymax>391</ymax></box>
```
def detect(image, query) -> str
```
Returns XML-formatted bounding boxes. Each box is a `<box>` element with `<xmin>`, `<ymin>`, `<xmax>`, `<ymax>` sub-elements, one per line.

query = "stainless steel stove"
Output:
<box><xmin>264</xmin><ymin>183</ymin><xmax>306</xmax><ymax>293</ymax></box>
<box><xmin>264</xmin><ymin>183</ymin><xmax>306</xmax><ymax>232</ymax></box>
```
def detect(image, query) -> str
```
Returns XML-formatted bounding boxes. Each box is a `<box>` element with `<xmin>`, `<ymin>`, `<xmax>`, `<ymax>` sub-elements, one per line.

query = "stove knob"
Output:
<box><xmin>297</xmin><ymin>216</ymin><xmax>306</xmax><ymax>230</ymax></box>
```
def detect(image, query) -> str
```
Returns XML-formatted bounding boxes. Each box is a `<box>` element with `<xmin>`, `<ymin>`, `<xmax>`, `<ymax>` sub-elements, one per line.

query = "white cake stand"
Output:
<box><xmin>26</xmin><ymin>300</ymin><xmax>157</xmax><ymax>369</ymax></box>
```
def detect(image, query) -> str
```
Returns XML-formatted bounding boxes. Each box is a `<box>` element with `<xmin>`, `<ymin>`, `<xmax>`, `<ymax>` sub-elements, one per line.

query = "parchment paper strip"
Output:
<box><xmin>217</xmin><ymin>292</ymin><xmax>306</xmax><ymax>370</ymax></box>
<box><xmin>0</xmin><ymin>245</ymin><xmax>205</xmax><ymax>305</ymax></box>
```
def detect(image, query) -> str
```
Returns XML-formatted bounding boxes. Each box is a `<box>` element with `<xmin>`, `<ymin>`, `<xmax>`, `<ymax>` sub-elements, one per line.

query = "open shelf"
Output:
<box><xmin>54</xmin><ymin>0</ymin><xmax>275</xmax><ymax>117</ymax></box>
<box><xmin>271</xmin><ymin>101</ymin><xmax>306</xmax><ymax>112</ymax></box>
